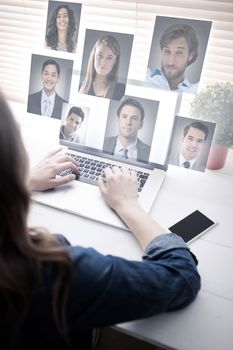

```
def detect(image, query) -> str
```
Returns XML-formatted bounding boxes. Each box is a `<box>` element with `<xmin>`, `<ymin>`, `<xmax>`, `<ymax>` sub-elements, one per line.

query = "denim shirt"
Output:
<box><xmin>20</xmin><ymin>233</ymin><xmax>200</xmax><ymax>349</ymax></box>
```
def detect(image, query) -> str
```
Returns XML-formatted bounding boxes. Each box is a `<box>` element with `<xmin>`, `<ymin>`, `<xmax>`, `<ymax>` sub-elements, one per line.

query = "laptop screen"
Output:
<box><xmin>59</xmin><ymin>85</ymin><xmax>178</xmax><ymax>170</ymax></box>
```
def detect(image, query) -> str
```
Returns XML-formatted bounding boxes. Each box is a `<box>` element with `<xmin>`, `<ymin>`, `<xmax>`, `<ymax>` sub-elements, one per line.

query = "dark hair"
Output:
<box><xmin>117</xmin><ymin>98</ymin><xmax>145</xmax><ymax>122</ymax></box>
<box><xmin>42</xmin><ymin>59</ymin><xmax>60</xmax><ymax>76</ymax></box>
<box><xmin>45</xmin><ymin>4</ymin><xmax>76</xmax><ymax>52</ymax></box>
<box><xmin>0</xmin><ymin>92</ymin><xmax>73</xmax><ymax>348</ymax></box>
<box><xmin>67</xmin><ymin>106</ymin><xmax>85</xmax><ymax>122</ymax></box>
<box><xmin>160</xmin><ymin>23</ymin><xmax>199</xmax><ymax>66</ymax></box>
<box><xmin>183</xmin><ymin>121</ymin><xmax>209</xmax><ymax>141</ymax></box>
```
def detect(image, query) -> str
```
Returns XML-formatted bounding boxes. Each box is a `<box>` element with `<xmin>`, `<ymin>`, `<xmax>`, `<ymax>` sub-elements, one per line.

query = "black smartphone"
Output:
<box><xmin>169</xmin><ymin>210</ymin><xmax>216</xmax><ymax>243</ymax></box>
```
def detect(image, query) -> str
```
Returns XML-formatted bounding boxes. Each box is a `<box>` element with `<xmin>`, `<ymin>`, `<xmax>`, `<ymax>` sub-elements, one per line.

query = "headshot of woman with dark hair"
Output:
<box><xmin>79</xmin><ymin>35</ymin><xmax>126</xmax><ymax>100</ymax></box>
<box><xmin>45</xmin><ymin>4</ymin><xmax>76</xmax><ymax>52</ymax></box>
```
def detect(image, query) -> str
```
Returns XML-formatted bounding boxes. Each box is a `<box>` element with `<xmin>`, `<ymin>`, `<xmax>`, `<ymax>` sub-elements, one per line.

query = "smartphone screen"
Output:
<box><xmin>169</xmin><ymin>210</ymin><xmax>216</xmax><ymax>243</ymax></box>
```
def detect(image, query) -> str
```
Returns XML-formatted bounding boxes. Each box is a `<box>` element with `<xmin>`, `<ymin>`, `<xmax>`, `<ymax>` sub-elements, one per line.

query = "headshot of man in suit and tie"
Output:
<box><xmin>27</xmin><ymin>57</ymin><xmax>70</xmax><ymax>119</ymax></box>
<box><xmin>103</xmin><ymin>98</ymin><xmax>151</xmax><ymax>163</ymax></box>
<box><xmin>169</xmin><ymin>121</ymin><xmax>210</xmax><ymax>172</ymax></box>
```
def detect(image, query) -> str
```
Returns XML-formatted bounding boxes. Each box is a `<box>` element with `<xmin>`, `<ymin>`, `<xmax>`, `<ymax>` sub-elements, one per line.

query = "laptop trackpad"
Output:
<box><xmin>60</xmin><ymin>182</ymin><xmax>128</xmax><ymax>230</ymax></box>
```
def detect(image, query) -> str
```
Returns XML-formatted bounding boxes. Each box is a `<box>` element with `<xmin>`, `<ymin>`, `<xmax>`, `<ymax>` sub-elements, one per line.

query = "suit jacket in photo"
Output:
<box><xmin>103</xmin><ymin>136</ymin><xmax>151</xmax><ymax>163</ymax></box>
<box><xmin>168</xmin><ymin>154</ymin><xmax>206</xmax><ymax>172</ymax></box>
<box><xmin>27</xmin><ymin>90</ymin><xmax>67</xmax><ymax>119</ymax></box>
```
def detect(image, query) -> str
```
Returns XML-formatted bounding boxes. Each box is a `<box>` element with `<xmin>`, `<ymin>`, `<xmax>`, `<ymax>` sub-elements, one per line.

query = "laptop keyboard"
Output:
<box><xmin>60</xmin><ymin>153</ymin><xmax>150</xmax><ymax>192</ymax></box>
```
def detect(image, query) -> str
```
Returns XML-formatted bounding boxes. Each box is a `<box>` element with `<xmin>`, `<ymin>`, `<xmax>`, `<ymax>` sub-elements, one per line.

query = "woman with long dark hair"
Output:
<box><xmin>45</xmin><ymin>4</ymin><xmax>76</xmax><ymax>52</ymax></box>
<box><xmin>0</xmin><ymin>92</ymin><xmax>200</xmax><ymax>349</ymax></box>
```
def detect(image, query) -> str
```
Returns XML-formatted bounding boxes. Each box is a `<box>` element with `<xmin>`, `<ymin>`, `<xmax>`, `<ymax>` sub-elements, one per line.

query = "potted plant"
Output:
<box><xmin>190</xmin><ymin>82</ymin><xmax>233</xmax><ymax>169</ymax></box>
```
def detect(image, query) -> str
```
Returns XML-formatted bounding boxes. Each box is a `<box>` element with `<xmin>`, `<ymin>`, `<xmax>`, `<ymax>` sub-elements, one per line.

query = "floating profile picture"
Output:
<box><xmin>146</xmin><ymin>16</ymin><xmax>212</xmax><ymax>94</ymax></box>
<box><xmin>44</xmin><ymin>1</ymin><xmax>82</xmax><ymax>53</ymax></box>
<box><xmin>167</xmin><ymin>116</ymin><xmax>216</xmax><ymax>171</ymax></box>
<box><xmin>102</xmin><ymin>95</ymin><xmax>159</xmax><ymax>163</ymax></box>
<box><xmin>78</xmin><ymin>29</ymin><xmax>134</xmax><ymax>100</ymax></box>
<box><xmin>59</xmin><ymin>103</ymin><xmax>90</xmax><ymax>145</ymax></box>
<box><xmin>27</xmin><ymin>54</ymin><xmax>73</xmax><ymax>119</ymax></box>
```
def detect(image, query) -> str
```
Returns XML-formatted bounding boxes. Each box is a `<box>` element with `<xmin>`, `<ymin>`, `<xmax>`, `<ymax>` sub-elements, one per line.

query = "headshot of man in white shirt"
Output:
<box><xmin>27</xmin><ymin>58</ymin><xmax>67</xmax><ymax>119</ymax></box>
<box><xmin>146</xmin><ymin>23</ymin><xmax>199</xmax><ymax>93</ymax></box>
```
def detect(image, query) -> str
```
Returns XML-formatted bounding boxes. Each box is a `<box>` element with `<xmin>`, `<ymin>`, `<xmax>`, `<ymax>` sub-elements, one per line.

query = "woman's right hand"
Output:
<box><xmin>99</xmin><ymin>165</ymin><xmax>166</xmax><ymax>250</ymax></box>
<box><xmin>98</xmin><ymin>166</ymin><xmax>138</xmax><ymax>212</ymax></box>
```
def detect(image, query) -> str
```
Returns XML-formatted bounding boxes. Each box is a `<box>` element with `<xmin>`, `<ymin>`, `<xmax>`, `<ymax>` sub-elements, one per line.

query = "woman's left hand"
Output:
<box><xmin>29</xmin><ymin>148</ymin><xmax>79</xmax><ymax>191</ymax></box>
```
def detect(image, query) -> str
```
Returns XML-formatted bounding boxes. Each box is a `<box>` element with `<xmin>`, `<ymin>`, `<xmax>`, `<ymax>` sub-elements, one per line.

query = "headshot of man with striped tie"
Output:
<box><xmin>169</xmin><ymin>120</ymin><xmax>210</xmax><ymax>172</ymax></box>
<box><xmin>103</xmin><ymin>98</ymin><xmax>151</xmax><ymax>163</ymax></box>
<box><xmin>27</xmin><ymin>58</ymin><xmax>68</xmax><ymax>119</ymax></box>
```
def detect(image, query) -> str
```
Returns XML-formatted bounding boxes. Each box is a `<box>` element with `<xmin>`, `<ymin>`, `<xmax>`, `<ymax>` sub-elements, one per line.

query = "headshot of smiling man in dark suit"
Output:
<box><xmin>168</xmin><ymin>117</ymin><xmax>215</xmax><ymax>172</ymax></box>
<box><xmin>27</xmin><ymin>55</ymin><xmax>73</xmax><ymax>119</ymax></box>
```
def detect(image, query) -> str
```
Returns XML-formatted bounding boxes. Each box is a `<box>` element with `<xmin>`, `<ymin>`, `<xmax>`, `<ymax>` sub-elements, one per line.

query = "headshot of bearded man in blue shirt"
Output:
<box><xmin>146</xmin><ymin>23</ymin><xmax>199</xmax><ymax>93</ymax></box>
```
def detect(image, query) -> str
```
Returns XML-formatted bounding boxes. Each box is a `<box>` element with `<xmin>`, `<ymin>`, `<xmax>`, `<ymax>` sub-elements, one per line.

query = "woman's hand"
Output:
<box><xmin>29</xmin><ymin>148</ymin><xmax>78</xmax><ymax>191</ymax></box>
<box><xmin>99</xmin><ymin>165</ymin><xmax>165</xmax><ymax>249</ymax></box>
<box><xmin>98</xmin><ymin>166</ymin><xmax>138</xmax><ymax>212</ymax></box>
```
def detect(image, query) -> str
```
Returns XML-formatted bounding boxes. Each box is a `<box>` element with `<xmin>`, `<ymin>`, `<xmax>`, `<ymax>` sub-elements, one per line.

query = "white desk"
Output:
<box><xmin>15</xmin><ymin>103</ymin><xmax>233</xmax><ymax>350</ymax></box>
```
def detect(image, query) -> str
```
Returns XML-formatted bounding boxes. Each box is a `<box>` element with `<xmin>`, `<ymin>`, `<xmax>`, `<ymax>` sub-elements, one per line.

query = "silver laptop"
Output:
<box><xmin>32</xmin><ymin>85</ymin><xmax>177</xmax><ymax>229</ymax></box>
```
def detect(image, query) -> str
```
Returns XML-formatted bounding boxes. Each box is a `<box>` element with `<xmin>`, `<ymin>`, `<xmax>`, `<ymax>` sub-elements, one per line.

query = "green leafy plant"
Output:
<box><xmin>190</xmin><ymin>82</ymin><xmax>233</xmax><ymax>147</ymax></box>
